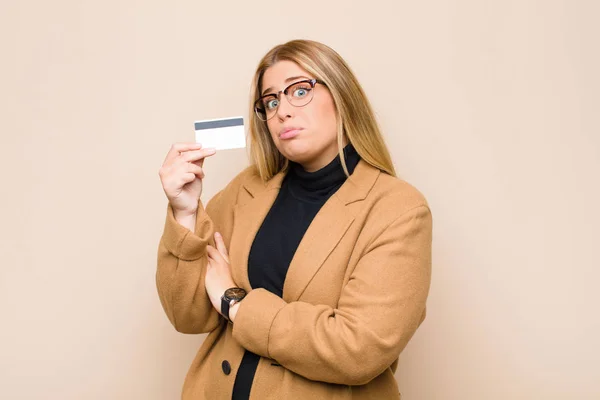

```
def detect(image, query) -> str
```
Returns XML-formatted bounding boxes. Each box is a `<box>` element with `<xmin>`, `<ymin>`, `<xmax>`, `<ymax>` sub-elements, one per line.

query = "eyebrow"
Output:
<box><xmin>261</xmin><ymin>76</ymin><xmax>311</xmax><ymax>96</ymax></box>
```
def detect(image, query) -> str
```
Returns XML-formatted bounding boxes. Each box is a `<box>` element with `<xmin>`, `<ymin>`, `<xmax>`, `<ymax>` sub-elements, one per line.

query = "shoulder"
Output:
<box><xmin>228</xmin><ymin>165</ymin><xmax>261</xmax><ymax>188</ymax></box>
<box><xmin>366</xmin><ymin>170</ymin><xmax>431</xmax><ymax>222</ymax></box>
<box><xmin>210</xmin><ymin>164</ymin><xmax>271</xmax><ymax>207</ymax></box>
<box><xmin>206</xmin><ymin>165</ymin><xmax>258</xmax><ymax>208</ymax></box>
<box><xmin>216</xmin><ymin>164</ymin><xmax>261</xmax><ymax>193</ymax></box>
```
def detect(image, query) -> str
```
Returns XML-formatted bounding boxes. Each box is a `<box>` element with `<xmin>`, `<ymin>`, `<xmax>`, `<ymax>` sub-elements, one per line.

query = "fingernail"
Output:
<box><xmin>207</xmin><ymin>148</ymin><xmax>216</xmax><ymax>154</ymax></box>
<box><xmin>215</xmin><ymin>232</ymin><xmax>221</xmax><ymax>237</ymax></box>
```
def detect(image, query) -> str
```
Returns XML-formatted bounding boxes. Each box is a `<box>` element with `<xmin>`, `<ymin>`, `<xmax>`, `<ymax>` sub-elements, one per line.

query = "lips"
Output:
<box><xmin>279</xmin><ymin>127</ymin><xmax>303</xmax><ymax>137</ymax></box>
<box><xmin>278</xmin><ymin>127</ymin><xmax>303</xmax><ymax>140</ymax></box>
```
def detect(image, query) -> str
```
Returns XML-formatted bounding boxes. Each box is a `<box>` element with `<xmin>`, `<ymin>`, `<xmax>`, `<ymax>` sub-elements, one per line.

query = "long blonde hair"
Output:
<box><xmin>247</xmin><ymin>39</ymin><xmax>397</xmax><ymax>180</ymax></box>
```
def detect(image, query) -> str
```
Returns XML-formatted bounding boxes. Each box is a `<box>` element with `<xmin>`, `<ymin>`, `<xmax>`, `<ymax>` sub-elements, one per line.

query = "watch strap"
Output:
<box><xmin>221</xmin><ymin>295</ymin><xmax>232</xmax><ymax>321</ymax></box>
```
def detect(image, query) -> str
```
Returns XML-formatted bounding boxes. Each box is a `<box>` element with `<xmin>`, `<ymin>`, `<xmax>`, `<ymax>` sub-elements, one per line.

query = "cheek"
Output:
<box><xmin>312</xmin><ymin>98</ymin><xmax>337</xmax><ymax>135</ymax></box>
<box><xmin>266</xmin><ymin>121</ymin><xmax>279</xmax><ymax>142</ymax></box>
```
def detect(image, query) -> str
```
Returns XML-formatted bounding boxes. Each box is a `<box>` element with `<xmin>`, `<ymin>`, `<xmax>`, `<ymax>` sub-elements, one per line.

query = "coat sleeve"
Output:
<box><xmin>232</xmin><ymin>205</ymin><xmax>432</xmax><ymax>385</ymax></box>
<box><xmin>155</xmin><ymin>168</ymin><xmax>247</xmax><ymax>334</ymax></box>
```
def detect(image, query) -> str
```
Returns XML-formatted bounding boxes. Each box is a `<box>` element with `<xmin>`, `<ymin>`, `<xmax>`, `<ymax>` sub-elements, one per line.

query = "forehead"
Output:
<box><xmin>261</xmin><ymin>60</ymin><xmax>313</xmax><ymax>87</ymax></box>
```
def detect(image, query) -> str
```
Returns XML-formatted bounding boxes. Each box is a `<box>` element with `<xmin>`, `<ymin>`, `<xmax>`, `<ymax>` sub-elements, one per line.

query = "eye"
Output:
<box><xmin>265</xmin><ymin>98</ymin><xmax>279</xmax><ymax>110</ymax></box>
<box><xmin>292</xmin><ymin>85</ymin><xmax>311</xmax><ymax>98</ymax></box>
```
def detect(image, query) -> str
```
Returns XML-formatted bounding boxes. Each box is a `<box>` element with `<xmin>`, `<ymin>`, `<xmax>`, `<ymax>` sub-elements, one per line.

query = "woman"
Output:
<box><xmin>157</xmin><ymin>39</ymin><xmax>432</xmax><ymax>400</ymax></box>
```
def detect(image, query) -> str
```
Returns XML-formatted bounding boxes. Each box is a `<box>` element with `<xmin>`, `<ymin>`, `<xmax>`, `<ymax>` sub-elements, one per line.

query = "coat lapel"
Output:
<box><xmin>228</xmin><ymin>160</ymin><xmax>380</xmax><ymax>302</ymax></box>
<box><xmin>283</xmin><ymin>160</ymin><xmax>380</xmax><ymax>301</ymax></box>
<box><xmin>281</xmin><ymin>195</ymin><xmax>355</xmax><ymax>302</ymax></box>
<box><xmin>229</xmin><ymin>170</ymin><xmax>285</xmax><ymax>292</ymax></box>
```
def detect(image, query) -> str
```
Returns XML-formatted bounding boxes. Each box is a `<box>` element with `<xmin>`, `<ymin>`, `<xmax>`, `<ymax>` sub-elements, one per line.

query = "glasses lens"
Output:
<box><xmin>286</xmin><ymin>80</ymin><xmax>314</xmax><ymax>107</ymax></box>
<box><xmin>254</xmin><ymin>80</ymin><xmax>317</xmax><ymax>121</ymax></box>
<box><xmin>255</xmin><ymin>94</ymin><xmax>279</xmax><ymax>121</ymax></box>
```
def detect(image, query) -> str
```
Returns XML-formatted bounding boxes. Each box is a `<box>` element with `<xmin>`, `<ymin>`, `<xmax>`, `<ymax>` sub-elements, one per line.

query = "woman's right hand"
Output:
<box><xmin>159</xmin><ymin>143</ymin><xmax>217</xmax><ymax>216</ymax></box>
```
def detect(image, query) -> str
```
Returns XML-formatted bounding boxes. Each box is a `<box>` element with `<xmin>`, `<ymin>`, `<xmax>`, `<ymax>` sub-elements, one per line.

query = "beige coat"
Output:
<box><xmin>156</xmin><ymin>159</ymin><xmax>433</xmax><ymax>399</ymax></box>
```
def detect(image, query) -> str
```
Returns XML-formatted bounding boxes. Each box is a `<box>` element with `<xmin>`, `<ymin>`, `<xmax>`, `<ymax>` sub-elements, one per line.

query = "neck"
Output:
<box><xmin>287</xmin><ymin>141</ymin><xmax>361</xmax><ymax>202</ymax></box>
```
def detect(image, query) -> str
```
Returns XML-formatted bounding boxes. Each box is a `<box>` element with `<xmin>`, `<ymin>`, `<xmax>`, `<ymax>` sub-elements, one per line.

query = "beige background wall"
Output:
<box><xmin>1</xmin><ymin>1</ymin><xmax>598</xmax><ymax>399</ymax></box>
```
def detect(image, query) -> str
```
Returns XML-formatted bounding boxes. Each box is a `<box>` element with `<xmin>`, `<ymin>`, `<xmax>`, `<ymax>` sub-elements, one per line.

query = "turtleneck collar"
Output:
<box><xmin>286</xmin><ymin>142</ymin><xmax>361</xmax><ymax>202</ymax></box>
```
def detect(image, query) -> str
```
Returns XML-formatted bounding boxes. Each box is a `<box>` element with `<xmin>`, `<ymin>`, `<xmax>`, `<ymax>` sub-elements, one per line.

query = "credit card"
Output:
<box><xmin>194</xmin><ymin>116</ymin><xmax>246</xmax><ymax>150</ymax></box>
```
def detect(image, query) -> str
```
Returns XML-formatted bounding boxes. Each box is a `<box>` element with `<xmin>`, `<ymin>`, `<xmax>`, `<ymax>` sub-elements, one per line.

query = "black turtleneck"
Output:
<box><xmin>231</xmin><ymin>143</ymin><xmax>361</xmax><ymax>399</ymax></box>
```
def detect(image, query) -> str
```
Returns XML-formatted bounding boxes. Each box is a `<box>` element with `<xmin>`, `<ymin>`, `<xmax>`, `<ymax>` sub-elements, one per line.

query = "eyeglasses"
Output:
<box><xmin>254</xmin><ymin>78</ymin><xmax>325</xmax><ymax>121</ymax></box>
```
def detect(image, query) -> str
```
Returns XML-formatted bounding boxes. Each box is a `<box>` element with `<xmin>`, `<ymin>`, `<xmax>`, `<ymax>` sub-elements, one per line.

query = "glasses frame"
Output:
<box><xmin>254</xmin><ymin>78</ymin><xmax>325</xmax><ymax>121</ymax></box>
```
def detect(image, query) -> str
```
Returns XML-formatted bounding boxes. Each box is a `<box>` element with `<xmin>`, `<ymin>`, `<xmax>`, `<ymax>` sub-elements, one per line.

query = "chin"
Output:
<box><xmin>282</xmin><ymin>151</ymin><xmax>311</xmax><ymax>165</ymax></box>
<box><xmin>276</xmin><ymin>139</ymin><xmax>313</xmax><ymax>160</ymax></box>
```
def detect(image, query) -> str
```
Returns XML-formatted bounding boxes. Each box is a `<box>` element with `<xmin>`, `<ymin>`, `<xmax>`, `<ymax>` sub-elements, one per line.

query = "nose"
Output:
<box><xmin>275</xmin><ymin>93</ymin><xmax>294</xmax><ymax>120</ymax></box>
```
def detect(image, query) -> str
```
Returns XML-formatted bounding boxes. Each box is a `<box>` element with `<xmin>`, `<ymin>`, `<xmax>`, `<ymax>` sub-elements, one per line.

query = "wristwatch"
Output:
<box><xmin>221</xmin><ymin>287</ymin><xmax>247</xmax><ymax>323</ymax></box>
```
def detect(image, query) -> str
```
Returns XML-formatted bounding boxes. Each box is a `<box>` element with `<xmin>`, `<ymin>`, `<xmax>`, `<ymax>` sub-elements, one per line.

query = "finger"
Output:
<box><xmin>206</xmin><ymin>245</ymin><xmax>218</xmax><ymax>259</ymax></box>
<box><xmin>192</xmin><ymin>157</ymin><xmax>205</xmax><ymax>168</ymax></box>
<box><xmin>179</xmin><ymin>172</ymin><xmax>198</xmax><ymax>186</ymax></box>
<box><xmin>206</xmin><ymin>245</ymin><xmax>225</xmax><ymax>264</ymax></box>
<box><xmin>206</xmin><ymin>252</ymin><xmax>217</xmax><ymax>266</ymax></box>
<box><xmin>181</xmin><ymin>148</ymin><xmax>217</xmax><ymax>164</ymax></box>
<box><xmin>214</xmin><ymin>232</ymin><xmax>230</xmax><ymax>263</ymax></box>
<box><xmin>164</xmin><ymin>142</ymin><xmax>203</xmax><ymax>164</ymax></box>
<box><xmin>180</xmin><ymin>162</ymin><xmax>205</xmax><ymax>180</ymax></box>
<box><xmin>206</xmin><ymin>256</ymin><xmax>214</xmax><ymax>269</ymax></box>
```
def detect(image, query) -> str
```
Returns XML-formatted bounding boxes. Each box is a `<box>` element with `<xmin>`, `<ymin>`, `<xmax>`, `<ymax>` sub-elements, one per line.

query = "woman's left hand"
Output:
<box><xmin>205</xmin><ymin>232</ymin><xmax>237</xmax><ymax>318</ymax></box>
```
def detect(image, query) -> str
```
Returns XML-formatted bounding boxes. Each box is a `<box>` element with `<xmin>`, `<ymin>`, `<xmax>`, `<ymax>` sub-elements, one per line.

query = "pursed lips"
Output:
<box><xmin>279</xmin><ymin>127</ymin><xmax>303</xmax><ymax>137</ymax></box>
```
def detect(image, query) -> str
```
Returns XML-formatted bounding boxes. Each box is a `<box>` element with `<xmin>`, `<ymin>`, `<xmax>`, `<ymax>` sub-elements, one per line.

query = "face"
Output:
<box><xmin>259</xmin><ymin>60</ymin><xmax>344</xmax><ymax>172</ymax></box>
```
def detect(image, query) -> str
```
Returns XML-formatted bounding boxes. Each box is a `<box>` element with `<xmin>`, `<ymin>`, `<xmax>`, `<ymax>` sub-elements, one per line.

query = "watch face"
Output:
<box><xmin>224</xmin><ymin>287</ymin><xmax>246</xmax><ymax>301</ymax></box>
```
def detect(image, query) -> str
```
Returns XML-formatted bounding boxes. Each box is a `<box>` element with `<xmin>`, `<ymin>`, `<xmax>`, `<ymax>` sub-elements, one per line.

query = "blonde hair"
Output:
<box><xmin>247</xmin><ymin>39</ymin><xmax>397</xmax><ymax>180</ymax></box>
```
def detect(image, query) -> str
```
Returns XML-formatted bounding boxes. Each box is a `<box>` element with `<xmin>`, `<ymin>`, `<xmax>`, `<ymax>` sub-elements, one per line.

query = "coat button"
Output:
<box><xmin>222</xmin><ymin>360</ymin><xmax>231</xmax><ymax>375</ymax></box>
